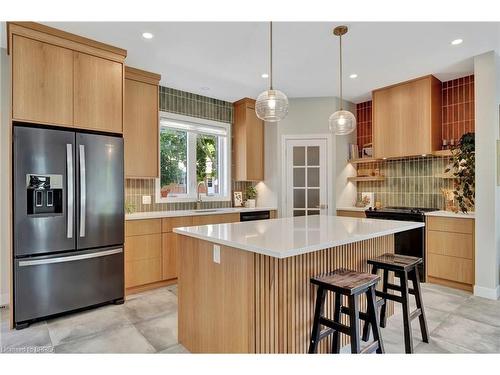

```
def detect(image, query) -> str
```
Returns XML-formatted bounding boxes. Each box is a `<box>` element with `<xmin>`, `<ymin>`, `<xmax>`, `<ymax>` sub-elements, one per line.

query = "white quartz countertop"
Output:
<box><xmin>125</xmin><ymin>207</ymin><xmax>277</xmax><ymax>220</ymax></box>
<box><xmin>173</xmin><ymin>215</ymin><xmax>424</xmax><ymax>259</ymax></box>
<box><xmin>425</xmin><ymin>210</ymin><xmax>475</xmax><ymax>219</ymax></box>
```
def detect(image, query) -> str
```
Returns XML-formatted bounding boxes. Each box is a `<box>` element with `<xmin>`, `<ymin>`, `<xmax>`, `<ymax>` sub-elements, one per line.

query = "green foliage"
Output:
<box><xmin>246</xmin><ymin>185</ymin><xmax>257</xmax><ymax>200</ymax></box>
<box><xmin>196</xmin><ymin>135</ymin><xmax>217</xmax><ymax>182</ymax></box>
<box><xmin>160</xmin><ymin>129</ymin><xmax>187</xmax><ymax>188</ymax></box>
<box><xmin>444</xmin><ymin>132</ymin><xmax>475</xmax><ymax>213</ymax></box>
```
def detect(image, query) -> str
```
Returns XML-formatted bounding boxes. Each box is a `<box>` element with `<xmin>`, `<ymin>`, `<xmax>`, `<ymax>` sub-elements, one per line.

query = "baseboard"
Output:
<box><xmin>0</xmin><ymin>292</ymin><xmax>9</xmax><ymax>307</ymax></box>
<box><xmin>473</xmin><ymin>284</ymin><xmax>500</xmax><ymax>300</ymax></box>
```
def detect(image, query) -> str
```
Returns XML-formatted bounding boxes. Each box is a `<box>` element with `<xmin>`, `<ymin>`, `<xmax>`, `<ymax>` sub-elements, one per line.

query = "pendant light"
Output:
<box><xmin>255</xmin><ymin>22</ymin><xmax>289</xmax><ymax>122</ymax></box>
<box><xmin>329</xmin><ymin>26</ymin><xmax>356</xmax><ymax>135</ymax></box>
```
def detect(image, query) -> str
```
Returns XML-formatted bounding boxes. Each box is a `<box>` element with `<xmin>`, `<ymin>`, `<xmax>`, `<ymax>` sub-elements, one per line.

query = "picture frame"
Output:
<box><xmin>233</xmin><ymin>191</ymin><xmax>243</xmax><ymax>207</ymax></box>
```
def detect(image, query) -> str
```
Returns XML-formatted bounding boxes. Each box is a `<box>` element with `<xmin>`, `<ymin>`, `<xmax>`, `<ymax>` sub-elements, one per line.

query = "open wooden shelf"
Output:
<box><xmin>347</xmin><ymin>176</ymin><xmax>386</xmax><ymax>183</ymax></box>
<box><xmin>432</xmin><ymin>149</ymin><xmax>453</xmax><ymax>157</ymax></box>
<box><xmin>434</xmin><ymin>173</ymin><xmax>455</xmax><ymax>179</ymax></box>
<box><xmin>348</xmin><ymin>157</ymin><xmax>382</xmax><ymax>164</ymax></box>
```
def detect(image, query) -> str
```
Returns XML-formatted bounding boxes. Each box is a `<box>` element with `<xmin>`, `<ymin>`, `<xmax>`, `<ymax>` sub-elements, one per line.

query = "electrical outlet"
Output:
<box><xmin>213</xmin><ymin>245</ymin><xmax>221</xmax><ymax>264</ymax></box>
<box><xmin>142</xmin><ymin>195</ymin><xmax>151</xmax><ymax>205</ymax></box>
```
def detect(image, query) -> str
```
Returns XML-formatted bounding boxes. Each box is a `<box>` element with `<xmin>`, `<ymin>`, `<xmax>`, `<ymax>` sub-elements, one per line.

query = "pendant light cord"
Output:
<box><xmin>339</xmin><ymin>32</ymin><xmax>343</xmax><ymax>110</ymax></box>
<box><xmin>270</xmin><ymin>21</ymin><xmax>273</xmax><ymax>90</ymax></box>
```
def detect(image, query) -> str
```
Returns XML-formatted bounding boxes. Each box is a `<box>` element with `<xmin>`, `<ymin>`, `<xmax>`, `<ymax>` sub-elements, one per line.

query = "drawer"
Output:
<box><xmin>125</xmin><ymin>219</ymin><xmax>161</xmax><ymax>236</ymax></box>
<box><xmin>426</xmin><ymin>216</ymin><xmax>474</xmax><ymax>234</ymax></box>
<box><xmin>125</xmin><ymin>258</ymin><xmax>162</xmax><ymax>288</ymax></box>
<box><xmin>162</xmin><ymin>216</ymin><xmax>194</xmax><ymax>233</ymax></box>
<box><xmin>336</xmin><ymin>210</ymin><xmax>366</xmax><ymax>218</ymax></box>
<box><xmin>427</xmin><ymin>253</ymin><xmax>473</xmax><ymax>285</ymax></box>
<box><xmin>427</xmin><ymin>231</ymin><xmax>474</xmax><ymax>259</ymax></box>
<box><xmin>162</xmin><ymin>232</ymin><xmax>178</xmax><ymax>280</ymax></box>
<box><xmin>192</xmin><ymin>213</ymin><xmax>240</xmax><ymax>225</ymax></box>
<box><xmin>124</xmin><ymin>233</ymin><xmax>162</xmax><ymax>262</ymax></box>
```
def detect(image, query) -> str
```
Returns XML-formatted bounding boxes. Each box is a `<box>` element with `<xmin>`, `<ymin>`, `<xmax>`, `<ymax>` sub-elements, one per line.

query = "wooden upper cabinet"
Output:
<box><xmin>74</xmin><ymin>52</ymin><xmax>123</xmax><ymax>133</ymax></box>
<box><xmin>12</xmin><ymin>35</ymin><xmax>74</xmax><ymax>126</ymax></box>
<box><xmin>124</xmin><ymin>66</ymin><xmax>161</xmax><ymax>178</ymax></box>
<box><xmin>373</xmin><ymin>75</ymin><xmax>442</xmax><ymax>159</ymax></box>
<box><xmin>233</xmin><ymin>98</ymin><xmax>264</xmax><ymax>181</ymax></box>
<box><xmin>8</xmin><ymin>22</ymin><xmax>126</xmax><ymax>133</ymax></box>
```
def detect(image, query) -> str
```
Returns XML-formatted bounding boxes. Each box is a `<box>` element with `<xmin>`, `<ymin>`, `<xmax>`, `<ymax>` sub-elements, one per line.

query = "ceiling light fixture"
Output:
<box><xmin>255</xmin><ymin>22</ymin><xmax>289</xmax><ymax>122</ymax></box>
<box><xmin>451</xmin><ymin>38</ymin><xmax>463</xmax><ymax>45</ymax></box>
<box><xmin>349</xmin><ymin>73</ymin><xmax>358</xmax><ymax>79</ymax></box>
<box><xmin>142</xmin><ymin>32</ymin><xmax>154</xmax><ymax>39</ymax></box>
<box><xmin>329</xmin><ymin>26</ymin><xmax>357</xmax><ymax>135</ymax></box>
<box><xmin>261</xmin><ymin>73</ymin><xmax>269</xmax><ymax>79</ymax></box>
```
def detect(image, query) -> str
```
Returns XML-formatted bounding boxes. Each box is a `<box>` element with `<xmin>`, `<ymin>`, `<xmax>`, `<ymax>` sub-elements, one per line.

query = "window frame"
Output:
<box><xmin>155</xmin><ymin>112</ymin><xmax>231</xmax><ymax>203</ymax></box>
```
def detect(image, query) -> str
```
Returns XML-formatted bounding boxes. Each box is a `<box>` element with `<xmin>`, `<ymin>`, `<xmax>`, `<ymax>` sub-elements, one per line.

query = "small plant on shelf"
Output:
<box><xmin>245</xmin><ymin>185</ymin><xmax>257</xmax><ymax>208</ymax></box>
<box><xmin>444</xmin><ymin>132</ymin><xmax>475</xmax><ymax>213</ymax></box>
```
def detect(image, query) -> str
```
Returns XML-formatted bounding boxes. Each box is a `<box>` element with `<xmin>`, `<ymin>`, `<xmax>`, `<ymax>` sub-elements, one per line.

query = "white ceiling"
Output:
<box><xmin>9</xmin><ymin>22</ymin><xmax>500</xmax><ymax>102</ymax></box>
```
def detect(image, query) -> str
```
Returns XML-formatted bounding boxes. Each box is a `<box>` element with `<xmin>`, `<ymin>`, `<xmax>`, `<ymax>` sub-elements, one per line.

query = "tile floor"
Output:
<box><xmin>1</xmin><ymin>282</ymin><xmax>499</xmax><ymax>354</ymax></box>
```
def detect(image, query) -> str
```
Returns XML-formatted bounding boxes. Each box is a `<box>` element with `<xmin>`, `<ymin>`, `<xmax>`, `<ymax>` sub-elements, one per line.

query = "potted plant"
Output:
<box><xmin>245</xmin><ymin>185</ymin><xmax>257</xmax><ymax>208</ymax></box>
<box><xmin>444</xmin><ymin>132</ymin><xmax>475</xmax><ymax>213</ymax></box>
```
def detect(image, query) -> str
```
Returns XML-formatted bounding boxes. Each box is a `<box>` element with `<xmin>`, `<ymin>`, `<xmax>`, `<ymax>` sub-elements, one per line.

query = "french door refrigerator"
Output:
<box><xmin>13</xmin><ymin>124</ymin><xmax>124</xmax><ymax>329</ymax></box>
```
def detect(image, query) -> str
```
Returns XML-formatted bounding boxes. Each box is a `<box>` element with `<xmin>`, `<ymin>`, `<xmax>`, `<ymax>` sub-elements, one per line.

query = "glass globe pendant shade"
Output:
<box><xmin>255</xmin><ymin>89</ymin><xmax>289</xmax><ymax>122</ymax></box>
<box><xmin>328</xmin><ymin>109</ymin><xmax>356</xmax><ymax>135</ymax></box>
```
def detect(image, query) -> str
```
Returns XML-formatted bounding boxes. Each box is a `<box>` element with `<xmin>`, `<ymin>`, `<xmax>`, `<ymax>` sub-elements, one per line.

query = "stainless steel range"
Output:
<box><xmin>365</xmin><ymin>206</ymin><xmax>438</xmax><ymax>281</ymax></box>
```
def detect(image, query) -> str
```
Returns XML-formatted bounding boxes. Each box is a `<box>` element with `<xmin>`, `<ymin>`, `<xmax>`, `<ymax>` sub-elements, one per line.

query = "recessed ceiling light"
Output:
<box><xmin>142</xmin><ymin>32</ymin><xmax>154</xmax><ymax>40</ymax></box>
<box><xmin>261</xmin><ymin>73</ymin><xmax>269</xmax><ymax>79</ymax></box>
<box><xmin>349</xmin><ymin>73</ymin><xmax>358</xmax><ymax>79</ymax></box>
<box><xmin>451</xmin><ymin>38</ymin><xmax>463</xmax><ymax>45</ymax></box>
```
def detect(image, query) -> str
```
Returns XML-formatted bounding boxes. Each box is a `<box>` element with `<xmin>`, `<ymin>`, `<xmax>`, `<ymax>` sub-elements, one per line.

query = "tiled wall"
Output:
<box><xmin>441</xmin><ymin>75</ymin><xmax>475</xmax><ymax>146</ymax></box>
<box><xmin>356</xmin><ymin>101</ymin><xmax>372</xmax><ymax>151</ymax></box>
<box><xmin>126</xmin><ymin>86</ymin><xmax>253</xmax><ymax>213</ymax></box>
<box><xmin>356</xmin><ymin>157</ymin><xmax>454</xmax><ymax>209</ymax></box>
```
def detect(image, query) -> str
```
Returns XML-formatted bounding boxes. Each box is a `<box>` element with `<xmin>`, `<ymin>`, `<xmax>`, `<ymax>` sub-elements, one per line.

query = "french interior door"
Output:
<box><xmin>285</xmin><ymin>138</ymin><xmax>328</xmax><ymax>217</ymax></box>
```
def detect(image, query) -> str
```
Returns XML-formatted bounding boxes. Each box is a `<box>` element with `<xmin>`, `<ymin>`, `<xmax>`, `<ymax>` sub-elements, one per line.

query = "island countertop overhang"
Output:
<box><xmin>173</xmin><ymin>215</ymin><xmax>424</xmax><ymax>259</ymax></box>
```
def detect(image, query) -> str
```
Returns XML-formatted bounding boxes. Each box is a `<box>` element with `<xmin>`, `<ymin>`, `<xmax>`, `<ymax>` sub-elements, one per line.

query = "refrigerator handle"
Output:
<box><xmin>79</xmin><ymin>144</ymin><xmax>86</xmax><ymax>238</ymax></box>
<box><xmin>66</xmin><ymin>144</ymin><xmax>73</xmax><ymax>239</ymax></box>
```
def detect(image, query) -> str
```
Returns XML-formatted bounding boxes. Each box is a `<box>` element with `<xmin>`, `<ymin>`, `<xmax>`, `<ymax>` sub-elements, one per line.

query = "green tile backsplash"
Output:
<box><xmin>356</xmin><ymin>156</ymin><xmax>454</xmax><ymax>209</ymax></box>
<box><xmin>126</xmin><ymin>86</ymin><xmax>253</xmax><ymax>213</ymax></box>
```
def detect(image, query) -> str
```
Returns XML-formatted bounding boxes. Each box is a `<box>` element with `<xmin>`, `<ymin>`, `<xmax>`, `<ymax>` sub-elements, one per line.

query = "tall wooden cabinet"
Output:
<box><xmin>233</xmin><ymin>98</ymin><xmax>265</xmax><ymax>181</ymax></box>
<box><xmin>8</xmin><ymin>22</ymin><xmax>126</xmax><ymax>133</ymax></box>
<box><xmin>372</xmin><ymin>75</ymin><xmax>442</xmax><ymax>158</ymax></box>
<box><xmin>124</xmin><ymin>66</ymin><xmax>161</xmax><ymax>178</ymax></box>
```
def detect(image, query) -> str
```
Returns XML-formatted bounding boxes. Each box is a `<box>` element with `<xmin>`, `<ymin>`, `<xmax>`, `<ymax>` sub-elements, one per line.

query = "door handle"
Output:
<box><xmin>66</xmin><ymin>144</ymin><xmax>73</xmax><ymax>238</ymax></box>
<box><xmin>79</xmin><ymin>144</ymin><xmax>86</xmax><ymax>238</ymax></box>
<box><xmin>18</xmin><ymin>248</ymin><xmax>123</xmax><ymax>267</ymax></box>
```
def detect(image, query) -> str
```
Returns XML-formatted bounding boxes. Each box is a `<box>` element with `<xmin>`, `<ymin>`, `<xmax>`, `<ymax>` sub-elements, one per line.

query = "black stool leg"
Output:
<box><xmin>362</xmin><ymin>265</ymin><xmax>378</xmax><ymax>342</ymax></box>
<box><xmin>400</xmin><ymin>270</ymin><xmax>414</xmax><ymax>354</ymax></box>
<box><xmin>331</xmin><ymin>292</ymin><xmax>342</xmax><ymax>353</ymax></box>
<box><xmin>379</xmin><ymin>268</ymin><xmax>389</xmax><ymax>328</ymax></box>
<box><xmin>366</xmin><ymin>285</ymin><xmax>385</xmax><ymax>354</ymax></box>
<box><xmin>410</xmin><ymin>266</ymin><xmax>429</xmax><ymax>343</ymax></box>
<box><xmin>308</xmin><ymin>286</ymin><xmax>326</xmax><ymax>353</ymax></box>
<box><xmin>348</xmin><ymin>294</ymin><xmax>361</xmax><ymax>354</ymax></box>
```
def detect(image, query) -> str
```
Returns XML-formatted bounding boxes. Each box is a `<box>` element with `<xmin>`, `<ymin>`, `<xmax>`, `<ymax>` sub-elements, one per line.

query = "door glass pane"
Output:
<box><xmin>307</xmin><ymin>210</ymin><xmax>320</xmax><ymax>216</ymax></box>
<box><xmin>307</xmin><ymin>167</ymin><xmax>319</xmax><ymax>187</ymax></box>
<box><xmin>293</xmin><ymin>210</ymin><xmax>306</xmax><ymax>217</ymax></box>
<box><xmin>160</xmin><ymin>128</ymin><xmax>188</xmax><ymax>194</ymax></box>
<box><xmin>293</xmin><ymin>189</ymin><xmax>305</xmax><ymax>208</ymax></box>
<box><xmin>293</xmin><ymin>147</ymin><xmax>305</xmax><ymax>166</ymax></box>
<box><xmin>293</xmin><ymin>168</ymin><xmax>305</xmax><ymax>187</ymax></box>
<box><xmin>307</xmin><ymin>189</ymin><xmax>319</xmax><ymax>208</ymax></box>
<box><xmin>307</xmin><ymin>146</ymin><xmax>320</xmax><ymax>166</ymax></box>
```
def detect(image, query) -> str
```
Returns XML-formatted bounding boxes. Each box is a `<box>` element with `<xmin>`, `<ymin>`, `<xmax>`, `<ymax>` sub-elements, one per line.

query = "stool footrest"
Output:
<box><xmin>319</xmin><ymin>316</ymin><xmax>351</xmax><ymax>336</ymax></box>
<box><xmin>409</xmin><ymin>308</ymin><xmax>422</xmax><ymax>321</ymax></box>
<box><xmin>319</xmin><ymin>328</ymin><xmax>334</xmax><ymax>341</ymax></box>
<box><xmin>360</xmin><ymin>340</ymin><xmax>381</xmax><ymax>354</ymax></box>
<box><xmin>375</xmin><ymin>290</ymin><xmax>404</xmax><ymax>304</ymax></box>
<box><xmin>386</xmin><ymin>282</ymin><xmax>402</xmax><ymax>292</ymax></box>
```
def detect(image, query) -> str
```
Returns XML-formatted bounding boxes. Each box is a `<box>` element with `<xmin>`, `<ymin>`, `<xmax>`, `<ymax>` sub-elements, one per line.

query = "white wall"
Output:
<box><xmin>0</xmin><ymin>47</ymin><xmax>10</xmax><ymax>306</ymax></box>
<box><xmin>474</xmin><ymin>51</ymin><xmax>500</xmax><ymax>300</ymax></box>
<box><xmin>256</xmin><ymin>96</ymin><xmax>357</xmax><ymax>216</ymax></box>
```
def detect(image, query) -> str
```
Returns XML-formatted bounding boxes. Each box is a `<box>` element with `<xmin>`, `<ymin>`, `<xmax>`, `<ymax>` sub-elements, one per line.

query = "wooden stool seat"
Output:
<box><xmin>363</xmin><ymin>253</ymin><xmax>429</xmax><ymax>354</ymax></box>
<box><xmin>311</xmin><ymin>268</ymin><xmax>380</xmax><ymax>295</ymax></box>
<box><xmin>308</xmin><ymin>268</ymin><xmax>384</xmax><ymax>354</ymax></box>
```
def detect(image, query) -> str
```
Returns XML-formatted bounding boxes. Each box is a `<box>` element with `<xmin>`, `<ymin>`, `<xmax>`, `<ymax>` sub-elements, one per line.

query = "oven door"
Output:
<box><xmin>394</xmin><ymin>227</ymin><xmax>425</xmax><ymax>281</ymax></box>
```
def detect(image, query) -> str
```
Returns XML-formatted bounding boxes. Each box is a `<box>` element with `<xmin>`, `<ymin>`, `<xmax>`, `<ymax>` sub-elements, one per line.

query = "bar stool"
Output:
<box><xmin>308</xmin><ymin>268</ymin><xmax>385</xmax><ymax>354</ymax></box>
<box><xmin>362</xmin><ymin>253</ymin><xmax>429</xmax><ymax>353</ymax></box>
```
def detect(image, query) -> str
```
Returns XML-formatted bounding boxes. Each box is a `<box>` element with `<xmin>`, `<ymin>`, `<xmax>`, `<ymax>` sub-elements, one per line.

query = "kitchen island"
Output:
<box><xmin>174</xmin><ymin>215</ymin><xmax>424</xmax><ymax>353</ymax></box>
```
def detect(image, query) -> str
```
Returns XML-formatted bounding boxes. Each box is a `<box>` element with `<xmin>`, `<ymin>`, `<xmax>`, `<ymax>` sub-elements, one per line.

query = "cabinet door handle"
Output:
<box><xmin>79</xmin><ymin>144</ymin><xmax>86</xmax><ymax>237</ymax></box>
<box><xmin>66</xmin><ymin>144</ymin><xmax>73</xmax><ymax>239</ymax></box>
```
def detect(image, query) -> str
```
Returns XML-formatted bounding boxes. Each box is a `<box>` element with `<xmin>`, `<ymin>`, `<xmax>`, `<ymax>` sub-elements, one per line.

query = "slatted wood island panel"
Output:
<box><xmin>177</xmin><ymin>234</ymin><xmax>395</xmax><ymax>353</ymax></box>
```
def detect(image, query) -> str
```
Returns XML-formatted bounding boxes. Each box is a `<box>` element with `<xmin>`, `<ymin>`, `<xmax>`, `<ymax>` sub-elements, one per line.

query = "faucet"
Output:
<box><xmin>196</xmin><ymin>181</ymin><xmax>206</xmax><ymax>210</ymax></box>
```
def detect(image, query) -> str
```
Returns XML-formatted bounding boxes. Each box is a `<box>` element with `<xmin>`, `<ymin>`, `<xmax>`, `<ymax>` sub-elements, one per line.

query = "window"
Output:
<box><xmin>156</xmin><ymin>112</ymin><xmax>231</xmax><ymax>202</ymax></box>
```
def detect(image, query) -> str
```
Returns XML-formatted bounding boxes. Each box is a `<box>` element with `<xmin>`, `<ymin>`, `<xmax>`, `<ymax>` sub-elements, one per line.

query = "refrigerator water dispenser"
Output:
<box><xmin>26</xmin><ymin>174</ymin><xmax>63</xmax><ymax>215</ymax></box>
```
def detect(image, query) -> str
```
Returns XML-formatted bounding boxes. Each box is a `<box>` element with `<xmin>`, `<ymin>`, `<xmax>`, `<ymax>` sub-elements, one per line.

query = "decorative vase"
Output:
<box><xmin>245</xmin><ymin>199</ymin><xmax>256</xmax><ymax>208</ymax></box>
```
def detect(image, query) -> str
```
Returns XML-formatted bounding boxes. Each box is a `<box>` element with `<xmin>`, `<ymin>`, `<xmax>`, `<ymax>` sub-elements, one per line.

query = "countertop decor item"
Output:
<box><xmin>233</xmin><ymin>191</ymin><xmax>243</xmax><ymax>207</ymax></box>
<box><xmin>445</xmin><ymin>132</ymin><xmax>475</xmax><ymax>213</ymax></box>
<box><xmin>245</xmin><ymin>185</ymin><xmax>257</xmax><ymax>208</ymax></box>
<box><xmin>329</xmin><ymin>26</ymin><xmax>357</xmax><ymax>135</ymax></box>
<box><xmin>255</xmin><ymin>22</ymin><xmax>289</xmax><ymax>122</ymax></box>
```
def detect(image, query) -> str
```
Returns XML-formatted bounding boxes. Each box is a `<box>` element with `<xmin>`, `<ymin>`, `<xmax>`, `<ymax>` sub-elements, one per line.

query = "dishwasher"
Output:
<box><xmin>240</xmin><ymin>210</ymin><xmax>271</xmax><ymax>222</ymax></box>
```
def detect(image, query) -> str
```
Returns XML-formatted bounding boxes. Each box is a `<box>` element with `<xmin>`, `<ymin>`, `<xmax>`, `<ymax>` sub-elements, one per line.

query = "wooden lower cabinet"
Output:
<box><xmin>336</xmin><ymin>210</ymin><xmax>366</xmax><ymax>218</ymax></box>
<box><xmin>125</xmin><ymin>233</ymin><xmax>162</xmax><ymax>288</ymax></box>
<box><xmin>426</xmin><ymin>216</ymin><xmax>475</xmax><ymax>292</ymax></box>
<box><xmin>162</xmin><ymin>233</ymin><xmax>178</xmax><ymax>280</ymax></box>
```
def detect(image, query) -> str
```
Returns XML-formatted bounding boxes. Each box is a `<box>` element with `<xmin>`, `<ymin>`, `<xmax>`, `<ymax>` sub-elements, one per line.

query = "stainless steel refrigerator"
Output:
<box><xmin>13</xmin><ymin>125</ymin><xmax>124</xmax><ymax>329</ymax></box>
